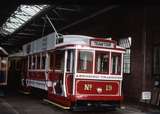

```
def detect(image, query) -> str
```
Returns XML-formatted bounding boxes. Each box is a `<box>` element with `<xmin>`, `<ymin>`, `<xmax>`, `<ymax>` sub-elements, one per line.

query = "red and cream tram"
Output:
<box><xmin>21</xmin><ymin>33</ymin><xmax>125</xmax><ymax>110</ymax></box>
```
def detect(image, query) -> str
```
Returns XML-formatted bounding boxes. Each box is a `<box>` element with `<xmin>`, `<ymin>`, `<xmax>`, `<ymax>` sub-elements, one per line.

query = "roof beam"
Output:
<box><xmin>1</xmin><ymin>42</ymin><xmax>14</xmax><ymax>46</ymax></box>
<box><xmin>0</xmin><ymin>5</ymin><xmax>50</xmax><ymax>36</ymax></box>
<box><xmin>31</xmin><ymin>23</ymin><xmax>50</xmax><ymax>27</ymax></box>
<box><xmin>8</xmin><ymin>38</ymin><xmax>19</xmax><ymax>41</ymax></box>
<box><xmin>23</xmin><ymin>28</ymin><xmax>39</xmax><ymax>32</ymax></box>
<box><xmin>56</xmin><ymin>7</ymin><xmax>80</xmax><ymax>12</ymax></box>
<box><xmin>41</xmin><ymin>17</ymin><xmax>66</xmax><ymax>21</ymax></box>
<box><xmin>13</xmin><ymin>35</ymin><xmax>34</xmax><ymax>39</ymax></box>
<box><xmin>59</xmin><ymin>5</ymin><xmax>119</xmax><ymax>31</ymax></box>
<box><xmin>15</xmin><ymin>32</ymin><xmax>39</xmax><ymax>36</ymax></box>
<box><xmin>51</xmin><ymin>9</ymin><xmax>61</xmax><ymax>17</ymax></box>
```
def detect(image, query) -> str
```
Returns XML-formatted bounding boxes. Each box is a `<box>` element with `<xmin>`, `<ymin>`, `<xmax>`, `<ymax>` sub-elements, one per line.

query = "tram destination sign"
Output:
<box><xmin>90</xmin><ymin>39</ymin><xmax>115</xmax><ymax>48</ymax></box>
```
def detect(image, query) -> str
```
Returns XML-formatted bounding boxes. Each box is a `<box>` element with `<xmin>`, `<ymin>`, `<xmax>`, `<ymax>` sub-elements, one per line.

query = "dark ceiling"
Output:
<box><xmin>0</xmin><ymin>0</ymin><xmax>119</xmax><ymax>53</ymax></box>
<box><xmin>0</xmin><ymin>0</ymin><xmax>157</xmax><ymax>53</ymax></box>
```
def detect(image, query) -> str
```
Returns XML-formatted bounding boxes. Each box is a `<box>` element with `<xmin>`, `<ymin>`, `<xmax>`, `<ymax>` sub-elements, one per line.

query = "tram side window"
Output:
<box><xmin>37</xmin><ymin>55</ymin><xmax>40</xmax><ymax>69</ymax></box>
<box><xmin>28</xmin><ymin>56</ymin><xmax>31</xmax><ymax>69</ymax></box>
<box><xmin>55</xmin><ymin>51</ymin><xmax>64</xmax><ymax>71</ymax></box>
<box><xmin>32</xmin><ymin>56</ymin><xmax>36</xmax><ymax>69</ymax></box>
<box><xmin>49</xmin><ymin>53</ymin><xmax>54</xmax><ymax>69</ymax></box>
<box><xmin>41</xmin><ymin>55</ymin><xmax>46</xmax><ymax>69</ymax></box>
<box><xmin>111</xmin><ymin>53</ymin><xmax>121</xmax><ymax>75</ymax></box>
<box><xmin>67</xmin><ymin>50</ymin><xmax>74</xmax><ymax>73</ymax></box>
<box><xmin>78</xmin><ymin>51</ymin><xmax>93</xmax><ymax>73</ymax></box>
<box><xmin>95</xmin><ymin>51</ymin><xmax>109</xmax><ymax>74</ymax></box>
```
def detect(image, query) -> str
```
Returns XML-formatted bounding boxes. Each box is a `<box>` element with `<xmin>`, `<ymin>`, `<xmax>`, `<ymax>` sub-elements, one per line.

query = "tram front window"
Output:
<box><xmin>111</xmin><ymin>53</ymin><xmax>121</xmax><ymax>75</ymax></box>
<box><xmin>95</xmin><ymin>51</ymin><xmax>109</xmax><ymax>74</ymax></box>
<box><xmin>77</xmin><ymin>51</ymin><xmax>93</xmax><ymax>73</ymax></box>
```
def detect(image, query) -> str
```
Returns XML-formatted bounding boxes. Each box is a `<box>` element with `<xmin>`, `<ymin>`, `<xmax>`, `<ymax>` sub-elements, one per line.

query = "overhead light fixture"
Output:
<box><xmin>0</xmin><ymin>4</ymin><xmax>49</xmax><ymax>36</ymax></box>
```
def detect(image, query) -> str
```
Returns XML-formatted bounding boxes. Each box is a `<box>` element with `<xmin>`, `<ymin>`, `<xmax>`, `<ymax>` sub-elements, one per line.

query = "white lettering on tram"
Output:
<box><xmin>76</xmin><ymin>75</ymin><xmax>122</xmax><ymax>80</ymax></box>
<box><xmin>84</xmin><ymin>84</ymin><xmax>92</xmax><ymax>91</ymax></box>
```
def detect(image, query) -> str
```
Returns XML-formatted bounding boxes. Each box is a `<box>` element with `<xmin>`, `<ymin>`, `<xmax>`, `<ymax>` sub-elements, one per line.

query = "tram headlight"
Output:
<box><xmin>96</xmin><ymin>88</ymin><xmax>102</xmax><ymax>93</ymax></box>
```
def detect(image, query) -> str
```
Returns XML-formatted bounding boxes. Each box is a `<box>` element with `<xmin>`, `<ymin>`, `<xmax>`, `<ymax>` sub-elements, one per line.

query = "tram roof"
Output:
<box><xmin>22</xmin><ymin>33</ymin><xmax>125</xmax><ymax>55</ymax></box>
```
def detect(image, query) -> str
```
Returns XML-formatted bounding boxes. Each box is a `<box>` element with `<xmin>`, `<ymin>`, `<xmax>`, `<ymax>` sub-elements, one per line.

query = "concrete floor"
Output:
<box><xmin>0</xmin><ymin>93</ymin><xmax>159</xmax><ymax>114</ymax></box>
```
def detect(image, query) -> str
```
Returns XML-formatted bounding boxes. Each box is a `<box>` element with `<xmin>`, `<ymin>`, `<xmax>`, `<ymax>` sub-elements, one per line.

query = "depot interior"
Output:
<box><xmin>0</xmin><ymin>1</ymin><xmax>160</xmax><ymax>107</ymax></box>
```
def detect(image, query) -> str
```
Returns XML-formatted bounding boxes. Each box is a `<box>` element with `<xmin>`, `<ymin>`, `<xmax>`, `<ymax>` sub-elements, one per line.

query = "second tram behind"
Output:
<box><xmin>0</xmin><ymin>47</ymin><xmax>8</xmax><ymax>87</ymax></box>
<box><xmin>21</xmin><ymin>33</ymin><xmax>125</xmax><ymax>110</ymax></box>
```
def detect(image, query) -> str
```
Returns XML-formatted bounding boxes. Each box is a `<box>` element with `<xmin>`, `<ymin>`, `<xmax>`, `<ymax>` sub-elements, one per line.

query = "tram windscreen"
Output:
<box><xmin>95</xmin><ymin>51</ymin><xmax>109</xmax><ymax>74</ymax></box>
<box><xmin>77</xmin><ymin>51</ymin><xmax>93</xmax><ymax>73</ymax></box>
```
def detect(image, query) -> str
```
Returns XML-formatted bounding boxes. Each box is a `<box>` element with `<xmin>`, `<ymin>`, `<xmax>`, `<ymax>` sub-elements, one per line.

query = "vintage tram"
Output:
<box><xmin>0</xmin><ymin>47</ymin><xmax>8</xmax><ymax>94</ymax></box>
<box><xmin>21</xmin><ymin>33</ymin><xmax>125</xmax><ymax>110</ymax></box>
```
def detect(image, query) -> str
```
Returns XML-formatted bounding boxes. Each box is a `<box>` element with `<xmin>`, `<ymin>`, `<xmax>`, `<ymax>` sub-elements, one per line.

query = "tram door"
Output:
<box><xmin>0</xmin><ymin>57</ymin><xmax>8</xmax><ymax>85</ymax></box>
<box><xmin>52</xmin><ymin>50</ymin><xmax>74</xmax><ymax>97</ymax></box>
<box><xmin>65</xmin><ymin>50</ymin><xmax>74</xmax><ymax>96</ymax></box>
<box><xmin>53</xmin><ymin>50</ymin><xmax>65</xmax><ymax>96</ymax></box>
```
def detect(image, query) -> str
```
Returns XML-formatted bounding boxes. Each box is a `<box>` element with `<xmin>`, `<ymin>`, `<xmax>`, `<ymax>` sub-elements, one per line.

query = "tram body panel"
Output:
<box><xmin>74</xmin><ymin>79</ymin><xmax>122</xmax><ymax>100</ymax></box>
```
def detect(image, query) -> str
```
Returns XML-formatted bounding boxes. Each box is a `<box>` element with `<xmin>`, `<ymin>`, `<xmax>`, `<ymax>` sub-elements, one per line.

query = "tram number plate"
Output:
<box><xmin>83</xmin><ymin>84</ymin><xmax>113</xmax><ymax>91</ymax></box>
<box><xmin>77</xmin><ymin>80</ymin><xmax>119</xmax><ymax>95</ymax></box>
